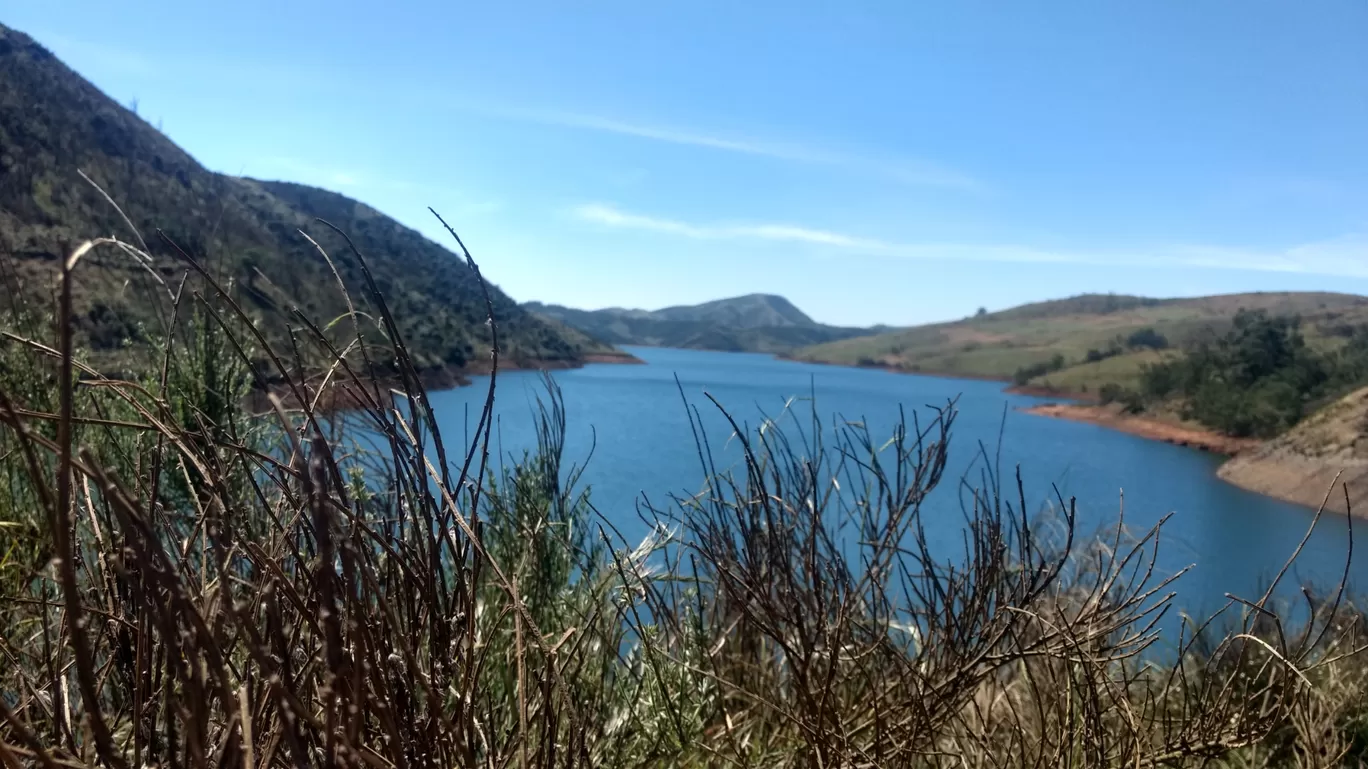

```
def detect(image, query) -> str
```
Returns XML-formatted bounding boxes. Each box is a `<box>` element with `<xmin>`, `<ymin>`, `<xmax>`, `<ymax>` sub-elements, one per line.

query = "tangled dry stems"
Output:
<box><xmin>0</xmin><ymin>212</ymin><xmax>1366</xmax><ymax>767</ymax></box>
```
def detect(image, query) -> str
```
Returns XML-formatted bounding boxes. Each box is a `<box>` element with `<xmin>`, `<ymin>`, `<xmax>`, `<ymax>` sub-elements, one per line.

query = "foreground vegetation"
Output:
<box><xmin>5</xmin><ymin>223</ymin><xmax>1368</xmax><ymax>767</ymax></box>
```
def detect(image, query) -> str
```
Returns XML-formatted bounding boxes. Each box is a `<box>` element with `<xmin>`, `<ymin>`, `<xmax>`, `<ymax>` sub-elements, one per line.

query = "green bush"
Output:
<box><xmin>1126</xmin><ymin>327</ymin><xmax>1169</xmax><ymax>350</ymax></box>
<box><xmin>1098</xmin><ymin>382</ymin><xmax>1126</xmax><ymax>404</ymax></box>
<box><xmin>1013</xmin><ymin>353</ymin><xmax>1068</xmax><ymax>385</ymax></box>
<box><xmin>1098</xmin><ymin>382</ymin><xmax>1144</xmax><ymax>413</ymax></box>
<box><xmin>1138</xmin><ymin>310</ymin><xmax>1327</xmax><ymax>437</ymax></box>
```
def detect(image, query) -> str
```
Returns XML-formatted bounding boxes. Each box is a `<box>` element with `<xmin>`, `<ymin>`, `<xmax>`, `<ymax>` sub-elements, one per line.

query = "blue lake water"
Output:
<box><xmin>426</xmin><ymin>346</ymin><xmax>1364</xmax><ymax>622</ymax></box>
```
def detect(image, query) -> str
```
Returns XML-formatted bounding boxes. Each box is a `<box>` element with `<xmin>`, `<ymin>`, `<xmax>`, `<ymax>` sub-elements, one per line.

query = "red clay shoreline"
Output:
<box><xmin>1017</xmin><ymin>403</ymin><xmax>1260</xmax><ymax>456</ymax></box>
<box><xmin>784</xmin><ymin>355</ymin><xmax>1258</xmax><ymax>457</ymax></box>
<box><xmin>459</xmin><ymin>351</ymin><xmax>645</xmax><ymax>378</ymax></box>
<box><xmin>254</xmin><ymin>350</ymin><xmax>645</xmax><ymax>412</ymax></box>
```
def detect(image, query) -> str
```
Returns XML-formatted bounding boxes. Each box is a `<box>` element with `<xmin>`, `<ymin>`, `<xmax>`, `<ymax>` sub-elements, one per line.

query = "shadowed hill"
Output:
<box><xmin>525</xmin><ymin>294</ymin><xmax>884</xmax><ymax>353</ymax></box>
<box><xmin>0</xmin><ymin>22</ymin><xmax>614</xmax><ymax>375</ymax></box>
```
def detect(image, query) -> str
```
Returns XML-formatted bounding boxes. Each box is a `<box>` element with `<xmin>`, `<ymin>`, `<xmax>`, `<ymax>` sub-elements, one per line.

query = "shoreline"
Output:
<box><xmin>786</xmin><ymin>357</ymin><xmax>1260</xmax><ymax>457</ymax></box>
<box><xmin>1018</xmin><ymin>402</ymin><xmax>1261</xmax><ymax>456</ymax></box>
<box><xmin>1005</xmin><ymin>383</ymin><xmax>1093</xmax><ymax>400</ymax></box>
<box><xmin>1217</xmin><ymin>452</ymin><xmax>1368</xmax><ymax>517</ymax></box>
<box><xmin>780</xmin><ymin>355</ymin><xmax>1097</xmax><ymax>400</ymax></box>
<box><xmin>788</xmin><ymin>355</ymin><xmax>1360</xmax><ymax>512</ymax></box>
<box><xmin>459</xmin><ymin>350</ymin><xmax>645</xmax><ymax>378</ymax></box>
<box><xmin>254</xmin><ymin>350</ymin><xmax>645</xmax><ymax>413</ymax></box>
<box><xmin>781</xmin><ymin>355</ymin><xmax>1026</xmax><ymax>386</ymax></box>
<box><xmin>262</xmin><ymin>346</ymin><xmax>1351</xmax><ymax>513</ymax></box>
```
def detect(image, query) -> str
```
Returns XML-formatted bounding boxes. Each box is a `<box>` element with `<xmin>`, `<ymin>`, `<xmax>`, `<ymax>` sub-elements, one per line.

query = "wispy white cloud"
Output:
<box><xmin>572</xmin><ymin>203</ymin><xmax>1368</xmax><ymax>278</ymax></box>
<box><xmin>1166</xmin><ymin>236</ymin><xmax>1368</xmax><ymax>277</ymax></box>
<box><xmin>478</xmin><ymin>105</ymin><xmax>982</xmax><ymax>191</ymax></box>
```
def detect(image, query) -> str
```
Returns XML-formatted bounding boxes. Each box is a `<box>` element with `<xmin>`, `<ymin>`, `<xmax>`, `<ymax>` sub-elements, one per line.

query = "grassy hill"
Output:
<box><xmin>0</xmin><ymin>23</ymin><xmax>615</xmax><ymax>376</ymax></box>
<box><xmin>525</xmin><ymin>294</ymin><xmax>884</xmax><ymax>353</ymax></box>
<box><xmin>793</xmin><ymin>291</ymin><xmax>1368</xmax><ymax>393</ymax></box>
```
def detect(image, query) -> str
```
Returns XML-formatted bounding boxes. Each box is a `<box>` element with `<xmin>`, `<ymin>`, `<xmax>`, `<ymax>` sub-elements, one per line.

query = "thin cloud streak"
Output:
<box><xmin>572</xmin><ymin>203</ymin><xmax>1368</xmax><ymax>278</ymax></box>
<box><xmin>477</xmin><ymin>105</ymin><xmax>983</xmax><ymax>191</ymax></box>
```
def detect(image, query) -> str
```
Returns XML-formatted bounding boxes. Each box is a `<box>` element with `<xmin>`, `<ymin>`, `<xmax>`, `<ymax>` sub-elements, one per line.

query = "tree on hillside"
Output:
<box><xmin>1125</xmin><ymin>327</ymin><xmax>1168</xmax><ymax>350</ymax></box>
<box><xmin>1140</xmin><ymin>310</ymin><xmax>1328</xmax><ymax>437</ymax></box>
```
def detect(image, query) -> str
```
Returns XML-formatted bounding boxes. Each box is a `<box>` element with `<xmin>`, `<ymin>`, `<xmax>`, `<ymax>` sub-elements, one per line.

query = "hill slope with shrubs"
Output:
<box><xmin>793</xmin><ymin>291</ymin><xmax>1368</xmax><ymax>392</ymax></box>
<box><xmin>0</xmin><ymin>22</ymin><xmax>617</xmax><ymax>377</ymax></box>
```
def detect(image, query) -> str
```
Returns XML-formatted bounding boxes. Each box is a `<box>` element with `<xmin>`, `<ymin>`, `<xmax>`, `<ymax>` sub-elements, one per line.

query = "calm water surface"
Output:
<box><xmin>427</xmin><ymin>346</ymin><xmax>1364</xmax><ymax>620</ymax></box>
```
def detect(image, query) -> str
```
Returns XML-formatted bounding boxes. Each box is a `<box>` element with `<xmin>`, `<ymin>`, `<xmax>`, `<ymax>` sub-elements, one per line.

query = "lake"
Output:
<box><xmin>426</xmin><ymin>345</ymin><xmax>1364</xmax><ymax>623</ymax></box>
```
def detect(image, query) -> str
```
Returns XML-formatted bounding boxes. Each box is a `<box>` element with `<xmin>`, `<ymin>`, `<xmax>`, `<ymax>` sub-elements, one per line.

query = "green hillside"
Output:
<box><xmin>525</xmin><ymin>294</ymin><xmax>884</xmax><ymax>353</ymax></box>
<box><xmin>0</xmin><ymin>23</ymin><xmax>613</xmax><ymax>376</ymax></box>
<box><xmin>648</xmin><ymin>293</ymin><xmax>818</xmax><ymax>327</ymax></box>
<box><xmin>794</xmin><ymin>291</ymin><xmax>1368</xmax><ymax>392</ymax></box>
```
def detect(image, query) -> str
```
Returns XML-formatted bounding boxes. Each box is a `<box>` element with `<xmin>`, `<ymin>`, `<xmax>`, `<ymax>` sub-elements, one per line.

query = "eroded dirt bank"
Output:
<box><xmin>1024</xmin><ymin>398</ymin><xmax>1368</xmax><ymax>515</ymax></box>
<box><xmin>1215</xmin><ymin>388</ymin><xmax>1368</xmax><ymax>516</ymax></box>
<box><xmin>1020</xmin><ymin>403</ymin><xmax>1261</xmax><ymax>456</ymax></box>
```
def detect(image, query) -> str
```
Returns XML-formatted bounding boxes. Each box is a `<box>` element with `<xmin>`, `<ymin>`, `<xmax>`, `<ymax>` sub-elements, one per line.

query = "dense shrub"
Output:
<box><xmin>1098</xmin><ymin>382</ymin><xmax>1126</xmax><ymax>404</ymax></box>
<box><xmin>83</xmin><ymin>299</ymin><xmax>143</xmax><ymax>349</ymax></box>
<box><xmin>1138</xmin><ymin>310</ymin><xmax>1330</xmax><ymax>437</ymax></box>
<box><xmin>1098</xmin><ymin>382</ymin><xmax>1144</xmax><ymax>413</ymax></box>
<box><xmin>1126</xmin><ymin>327</ymin><xmax>1169</xmax><ymax>350</ymax></box>
<box><xmin>1085</xmin><ymin>339</ymin><xmax>1125</xmax><ymax>363</ymax></box>
<box><xmin>1013</xmin><ymin>352</ymin><xmax>1067</xmax><ymax>385</ymax></box>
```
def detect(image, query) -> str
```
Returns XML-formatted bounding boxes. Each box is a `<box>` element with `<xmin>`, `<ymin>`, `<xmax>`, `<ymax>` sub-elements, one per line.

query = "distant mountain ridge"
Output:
<box><xmin>525</xmin><ymin>294</ymin><xmax>884</xmax><ymax>353</ymax></box>
<box><xmin>0</xmin><ymin>22</ymin><xmax>616</xmax><ymax>376</ymax></box>
<box><xmin>648</xmin><ymin>294</ymin><xmax>818</xmax><ymax>328</ymax></box>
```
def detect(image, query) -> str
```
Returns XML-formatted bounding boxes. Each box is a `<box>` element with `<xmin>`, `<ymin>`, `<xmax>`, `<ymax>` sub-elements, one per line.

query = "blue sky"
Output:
<box><xmin>9</xmin><ymin>1</ymin><xmax>1368</xmax><ymax>326</ymax></box>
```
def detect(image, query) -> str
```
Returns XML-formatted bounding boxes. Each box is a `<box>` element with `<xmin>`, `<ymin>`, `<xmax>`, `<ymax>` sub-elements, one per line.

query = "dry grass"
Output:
<box><xmin>2</xmin><ymin>201</ymin><xmax>1368</xmax><ymax>767</ymax></box>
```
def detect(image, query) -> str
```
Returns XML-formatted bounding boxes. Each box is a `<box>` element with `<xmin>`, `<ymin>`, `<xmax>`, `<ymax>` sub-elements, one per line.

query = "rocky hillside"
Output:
<box><xmin>1218</xmin><ymin>387</ymin><xmax>1368</xmax><ymax>516</ymax></box>
<box><xmin>0</xmin><ymin>23</ymin><xmax>617</xmax><ymax>376</ymax></box>
<box><xmin>525</xmin><ymin>294</ymin><xmax>882</xmax><ymax>353</ymax></box>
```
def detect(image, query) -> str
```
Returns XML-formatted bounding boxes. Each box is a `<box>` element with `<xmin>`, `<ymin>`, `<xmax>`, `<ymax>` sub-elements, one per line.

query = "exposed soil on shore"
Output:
<box><xmin>470</xmin><ymin>351</ymin><xmax>645</xmax><ymax>372</ymax></box>
<box><xmin>253</xmin><ymin>350</ymin><xmax>645</xmax><ymax>413</ymax></box>
<box><xmin>1019</xmin><ymin>403</ymin><xmax>1261</xmax><ymax>456</ymax></box>
<box><xmin>1215</xmin><ymin>387</ymin><xmax>1368</xmax><ymax>516</ymax></box>
<box><xmin>795</xmin><ymin>358</ymin><xmax>1368</xmax><ymax>514</ymax></box>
